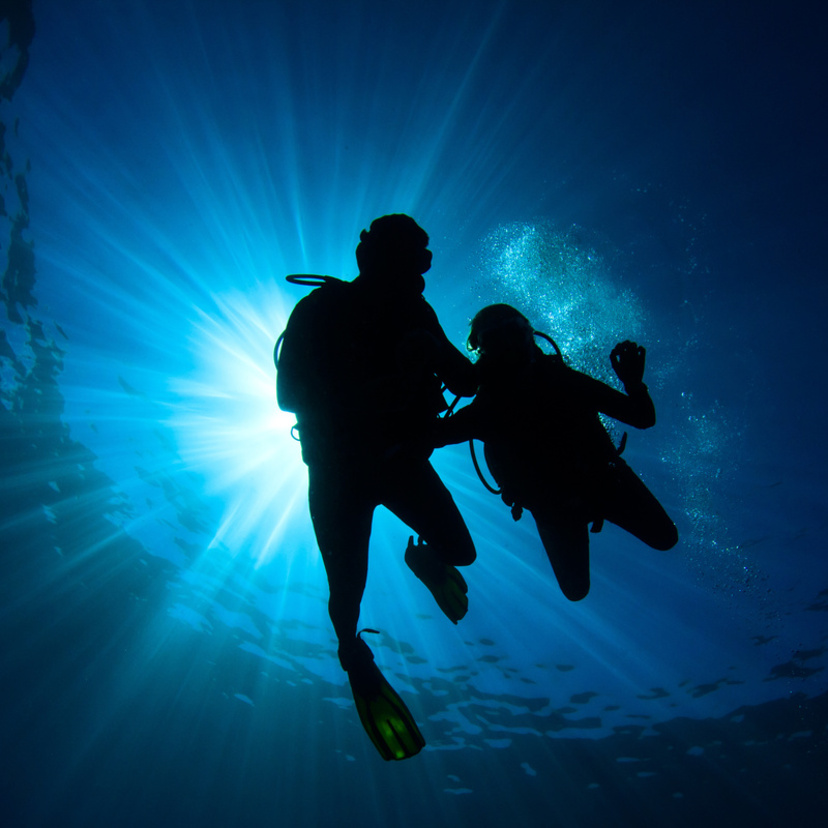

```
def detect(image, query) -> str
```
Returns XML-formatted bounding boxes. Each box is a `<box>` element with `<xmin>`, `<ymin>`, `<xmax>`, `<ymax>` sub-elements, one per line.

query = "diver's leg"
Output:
<box><xmin>309</xmin><ymin>464</ymin><xmax>426</xmax><ymax>760</ymax></box>
<box><xmin>532</xmin><ymin>509</ymin><xmax>591</xmax><ymax>601</ymax></box>
<box><xmin>381</xmin><ymin>458</ymin><xmax>476</xmax><ymax>566</ymax></box>
<box><xmin>602</xmin><ymin>463</ymin><xmax>678</xmax><ymax>551</ymax></box>
<box><xmin>307</xmin><ymin>464</ymin><xmax>375</xmax><ymax>665</ymax></box>
<box><xmin>381</xmin><ymin>457</ymin><xmax>475</xmax><ymax>623</ymax></box>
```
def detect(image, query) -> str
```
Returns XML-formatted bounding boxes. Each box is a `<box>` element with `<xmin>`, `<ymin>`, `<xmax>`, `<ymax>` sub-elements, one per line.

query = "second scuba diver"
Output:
<box><xmin>434</xmin><ymin>304</ymin><xmax>678</xmax><ymax>601</ymax></box>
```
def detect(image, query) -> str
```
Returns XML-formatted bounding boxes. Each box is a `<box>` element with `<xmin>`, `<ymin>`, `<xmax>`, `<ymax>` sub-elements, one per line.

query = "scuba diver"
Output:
<box><xmin>434</xmin><ymin>303</ymin><xmax>678</xmax><ymax>602</ymax></box>
<box><xmin>275</xmin><ymin>214</ymin><xmax>477</xmax><ymax>760</ymax></box>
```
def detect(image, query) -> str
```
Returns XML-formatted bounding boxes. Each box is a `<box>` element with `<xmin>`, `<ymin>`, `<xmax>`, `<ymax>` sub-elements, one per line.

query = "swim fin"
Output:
<box><xmin>343</xmin><ymin>635</ymin><xmax>425</xmax><ymax>761</ymax></box>
<box><xmin>405</xmin><ymin>536</ymin><xmax>469</xmax><ymax>624</ymax></box>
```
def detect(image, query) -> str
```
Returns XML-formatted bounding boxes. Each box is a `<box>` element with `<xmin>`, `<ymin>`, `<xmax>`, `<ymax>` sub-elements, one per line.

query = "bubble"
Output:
<box><xmin>474</xmin><ymin>220</ymin><xmax>646</xmax><ymax>384</ymax></box>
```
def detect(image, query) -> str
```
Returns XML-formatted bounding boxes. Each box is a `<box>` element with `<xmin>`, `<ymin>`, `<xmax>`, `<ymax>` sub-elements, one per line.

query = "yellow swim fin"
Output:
<box><xmin>405</xmin><ymin>536</ymin><xmax>468</xmax><ymax>624</ymax></box>
<box><xmin>344</xmin><ymin>634</ymin><xmax>425</xmax><ymax>761</ymax></box>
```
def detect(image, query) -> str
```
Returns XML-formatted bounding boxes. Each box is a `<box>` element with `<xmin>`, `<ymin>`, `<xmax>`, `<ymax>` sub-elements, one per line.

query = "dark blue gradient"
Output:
<box><xmin>2</xmin><ymin>1</ymin><xmax>826</xmax><ymax>825</ymax></box>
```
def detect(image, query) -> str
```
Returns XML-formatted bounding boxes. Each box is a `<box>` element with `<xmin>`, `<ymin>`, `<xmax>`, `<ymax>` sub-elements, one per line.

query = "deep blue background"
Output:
<box><xmin>2</xmin><ymin>1</ymin><xmax>826</xmax><ymax>825</ymax></box>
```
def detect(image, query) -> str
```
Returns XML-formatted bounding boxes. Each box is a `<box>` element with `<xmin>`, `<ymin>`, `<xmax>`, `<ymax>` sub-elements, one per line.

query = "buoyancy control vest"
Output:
<box><xmin>276</xmin><ymin>275</ymin><xmax>448</xmax><ymax>465</ymax></box>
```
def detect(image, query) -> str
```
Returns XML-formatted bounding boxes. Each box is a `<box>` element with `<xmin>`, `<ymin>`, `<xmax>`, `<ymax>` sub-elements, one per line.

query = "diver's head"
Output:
<box><xmin>468</xmin><ymin>304</ymin><xmax>535</xmax><ymax>362</ymax></box>
<box><xmin>356</xmin><ymin>214</ymin><xmax>432</xmax><ymax>293</ymax></box>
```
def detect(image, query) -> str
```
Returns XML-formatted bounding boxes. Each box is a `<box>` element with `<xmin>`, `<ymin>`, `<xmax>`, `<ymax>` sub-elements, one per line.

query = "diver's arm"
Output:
<box><xmin>565</xmin><ymin>340</ymin><xmax>656</xmax><ymax>428</ymax></box>
<box><xmin>617</xmin><ymin>380</ymin><xmax>656</xmax><ymax>428</ymax></box>
<box><xmin>431</xmin><ymin>405</ymin><xmax>480</xmax><ymax>447</ymax></box>
<box><xmin>572</xmin><ymin>371</ymin><xmax>655</xmax><ymax>428</ymax></box>
<box><xmin>436</xmin><ymin>340</ymin><xmax>478</xmax><ymax>397</ymax></box>
<box><xmin>421</xmin><ymin>301</ymin><xmax>478</xmax><ymax>396</ymax></box>
<box><xmin>609</xmin><ymin>340</ymin><xmax>656</xmax><ymax>427</ymax></box>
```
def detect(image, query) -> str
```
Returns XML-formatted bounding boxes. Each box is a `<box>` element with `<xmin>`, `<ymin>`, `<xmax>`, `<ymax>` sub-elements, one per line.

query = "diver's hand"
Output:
<box><xmin>611</xmin><ymin>340</ymin><xmax>646</xmax><ymax>387</ymax></box>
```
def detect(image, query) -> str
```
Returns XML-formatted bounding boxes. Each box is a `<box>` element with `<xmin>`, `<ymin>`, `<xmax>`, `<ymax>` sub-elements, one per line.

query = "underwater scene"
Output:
<box><xmin>1</xmin><ymin>0</ymin><xmax>826</xmax><ymax>825</ymax></box>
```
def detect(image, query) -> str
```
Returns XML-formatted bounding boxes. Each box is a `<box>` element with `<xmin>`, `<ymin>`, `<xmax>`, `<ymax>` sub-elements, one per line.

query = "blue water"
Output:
<box><xmin>2</xmin><ymin>1</ymin><xmax>826</xmax><ymax>825</ymax></box>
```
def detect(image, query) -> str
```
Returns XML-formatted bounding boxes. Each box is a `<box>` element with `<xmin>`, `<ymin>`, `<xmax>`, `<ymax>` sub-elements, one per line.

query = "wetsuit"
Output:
<box><xmin>278</xmin><ymin>274</ymin><xmax>477</xmax><ymax>651</ymax></box>
<box><xmin>435</xmin><ymin>350</ymin><xmax>677</xmax><ymax>600</ymax></box>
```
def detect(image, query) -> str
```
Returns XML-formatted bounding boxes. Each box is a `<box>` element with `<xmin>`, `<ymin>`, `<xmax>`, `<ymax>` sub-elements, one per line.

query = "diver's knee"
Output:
<box><xmin>457</xmin><ymin>544</ymin><xmax>476</xmax><ymax>566</ymax></box>
<box><xmin>653</xmin><ymin>524</ymin><xmax>679</xmax><ymax>551</ymax></box>
<box><xmin>561</xmin><ymin>579</ymin><xmax>590</xmax><ymax>602</ymax></box>
<box><xmin>447</xmin><ymin>535</ymin><xmax>476</xmax><ymax>567</ymax></box>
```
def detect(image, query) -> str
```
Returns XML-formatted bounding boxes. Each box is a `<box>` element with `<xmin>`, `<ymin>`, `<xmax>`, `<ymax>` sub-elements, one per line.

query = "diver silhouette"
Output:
<box><xmin>276</xmin><ymin>214</ymin><xmax>477</xmax><ymax>759</ymax></box>
<box><xmin>435</xmin><ymin>304</ymin><xmax>677</xmax><ymax>601</ymax></box>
